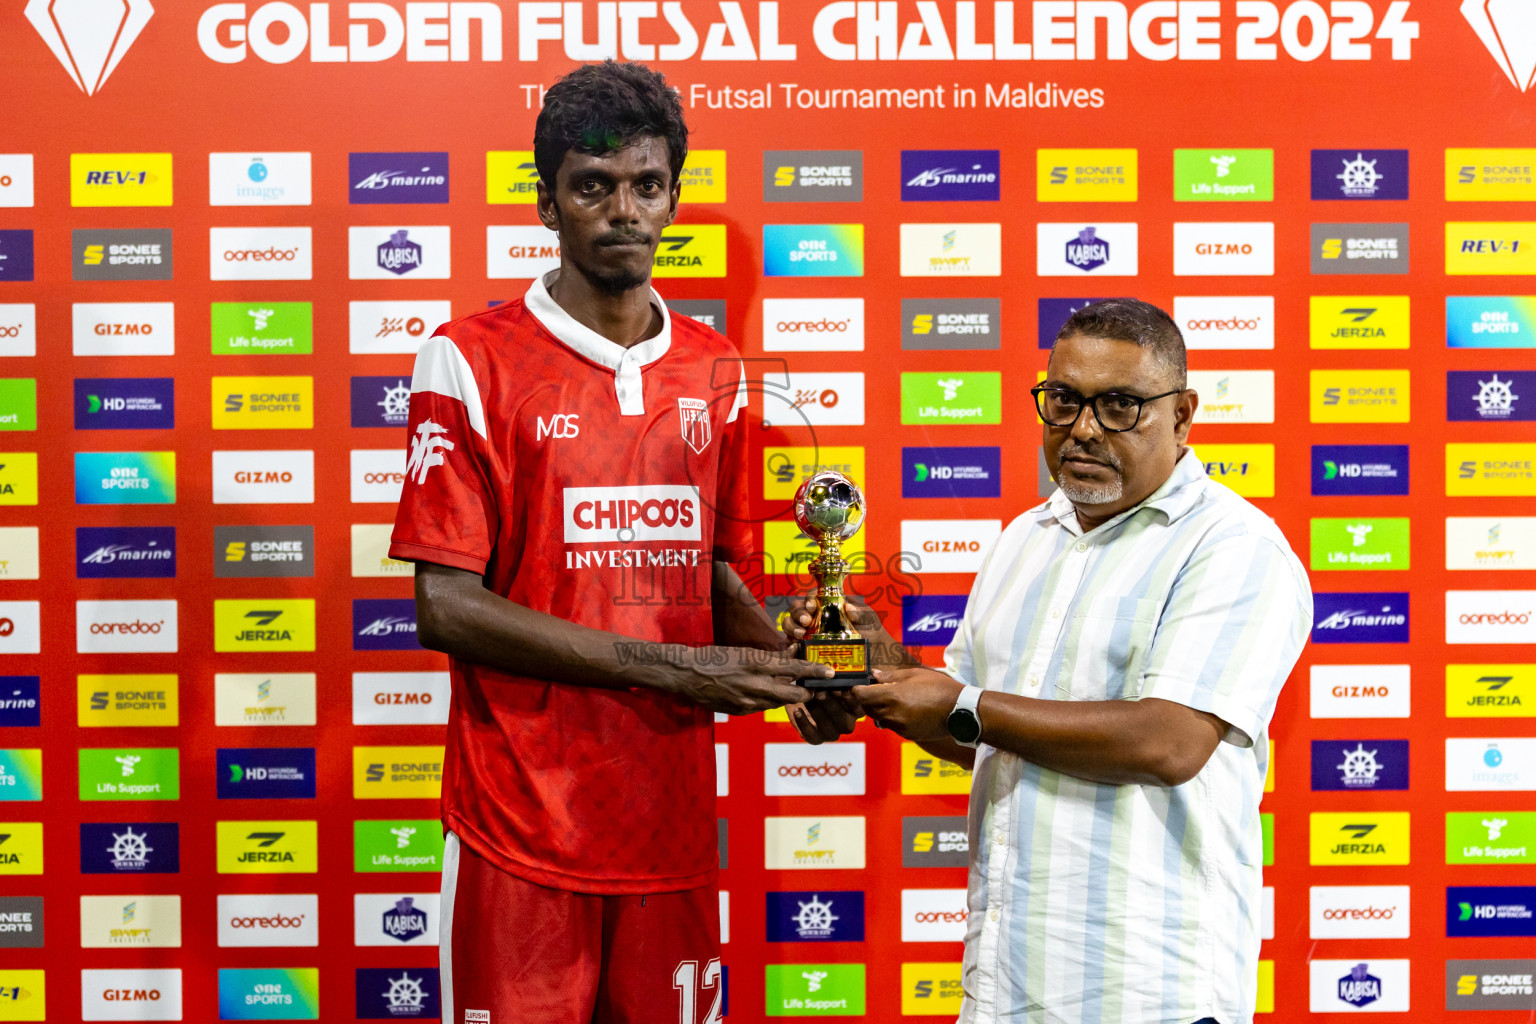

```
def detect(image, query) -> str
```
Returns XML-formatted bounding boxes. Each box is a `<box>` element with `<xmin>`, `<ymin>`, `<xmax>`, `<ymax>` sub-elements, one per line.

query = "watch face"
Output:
<box><xmin>947</xmin><ymin>708</ymin><xmax>981</xmax><ymax>744</ymax></box>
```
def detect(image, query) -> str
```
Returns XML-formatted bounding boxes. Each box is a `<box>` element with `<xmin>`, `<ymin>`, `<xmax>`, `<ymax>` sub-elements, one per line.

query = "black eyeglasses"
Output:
<box><xmin>1030</xmin><ymin>385</ymin><xmax>1183</xmax><ymax>432</ymax></box>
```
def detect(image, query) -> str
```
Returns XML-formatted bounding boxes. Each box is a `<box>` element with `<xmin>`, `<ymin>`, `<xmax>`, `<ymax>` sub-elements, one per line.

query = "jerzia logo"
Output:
<box><xmin>27</xmin><ymin>0</ymin><xmax>153</xmax><ymax>96</ymax></box>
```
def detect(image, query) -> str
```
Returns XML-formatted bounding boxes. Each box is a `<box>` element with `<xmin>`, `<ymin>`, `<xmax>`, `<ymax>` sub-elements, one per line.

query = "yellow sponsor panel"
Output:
<box><xmin>1446</xmin><ymin>443</ymin><xmax>1536</xmax><ymax>497</ymax></box>
<box><xmin>1447</xmin><ymin>664</ymin><xmax>1535</xmax><ymax>718</ymax></box>
<box><xmin>353</xmin><ymin>745</ymin><xmax>444</xmax><ymax>799</ymax></box>
<box><xmin>1196</xmin><ymin>444</ymin><xmax>1275</xmax><ymax>498</ymax></box>
<box><xmin>215</xmin><ymin>820</ymin><xmax>317</xmax><ymax>874</ymax></box>
<box><xmin>1036</xmin><ymin>149</ymin><xmax>1138</xmax><ymax>202</ymax></box>
<box><xmin>764</xmin><ymin>520</ymin><xmax>865</xmax><ymax>577</ymax></box>
<box><xmin>1264</xmin><ymin>740</ymin><xmax>1275</xmax><ymax>793</ymax></box>
<box><xmin>763</xmin><ymin>446</ymin><xmax>866</xmax><ymax>501</ymax></box>
<box><xmin>211</xmin><ymin>376</ymin><xmax>313</xmax><ymax>430</ymax></box>
<box><xmin>902</xmin><ymin>962</ymin><xmax>965</xmax><ymax>1015</ymax></box>
<box><xmin>77</xmin><ymin>675</ymin><xmax>179</xmax><ymax>727</ymax></box>
<box><xmin>213</xmin><ymin>598</ymin><xmax>316</xmax><ymax>652</ymax></box>
<box><xmin>0</xmin><ymin>454</ymin><xmax>38</xmax><ymax>506</ymax></box>
<box><xmin>1256</xmin><ymin>960</ymin><xmax>1274</xmax><ymax>1014</ymax></box>
<box><xmin>1308</xmin><ymin>296</ymin><xmax>1410</xmax><ymax>349</ymax></box>
<box><xmin>485</xmin><ymin>150</ymin><xmax>541</xmax><ymax>204</ymax></box>
<box><xmin>1446</xmin><ymin>149</ymin><xmax>1536</xmax><ymax>201</ymax></box>
<box><xmin>1309</xmin><ymin>370</ymin><xmax>1410</xmax><ymax>423</ymax></box>
<box><xmin>901</xmin><ymin>741</ymin><xmax>972</xmax><ymax>795</ymax></box>
<box><xmin>0</xmin><ymin>970</ymin><xmax>45</xmax><ymax>1021</ymax></box>
<box><xmin>653</xmin><ymin>224</ymin><xmax>726</xmax><ymax>278</ymax></box>
<box><xmin>679</xmin><ymin>150</ymin><xmax>726</xmax><ymax>203</ymax></box>
<box><xmin>0</xmin><ymin>822</ymin><xmax>42</xmax><ymax>875</ymax></box>
<box><xmin>70</xmin><ymin>153</ymin><xmax>173</xmax><ymax>207</ymax></box>
<box><xmin>1445</xmin><ymin>222</ymin><xmax>1536</xmax><ymax>275</ymax></box>
<box><xmin>1309</xmin><ymin>811</ymin><xmax>1410</xmax><ymax>865</ymax></box>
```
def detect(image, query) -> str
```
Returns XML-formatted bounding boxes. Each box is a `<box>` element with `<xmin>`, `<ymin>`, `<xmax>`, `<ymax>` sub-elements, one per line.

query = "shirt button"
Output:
<box><xmin>1076</xmin><ymin>542</ymin><xmax>1088</xmax><ymax>553</ymax></box>
<box><xmin>992</xmin><ymin>829</ymin><xmax>1006</xmax><ymax>846</ymax></box>
<box><xmin>1050</xmin><ymin>607</ymin><xmax>1062</xmax><ymax>619</ymax></box>
<box><xmin>1028</xmin><ymin>674</ymin><xmax>1040</xmax><ymax>688</ymax></box>
<box><xmin>988</xmin><ymin>908</ymin><xmax>1000</xmax><ymax>923</ymax></box>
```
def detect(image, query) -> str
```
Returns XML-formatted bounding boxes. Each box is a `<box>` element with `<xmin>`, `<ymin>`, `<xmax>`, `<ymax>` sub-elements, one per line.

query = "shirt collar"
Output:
<box><xmin>1040</xmin><ymin>448</ymin><xmax>1208</xmax><ymax>534</ymax></box>
<box><xmin>523</xmin><ymin>270</ymin><xmax>671</xmax><ymax>416</ymax></box>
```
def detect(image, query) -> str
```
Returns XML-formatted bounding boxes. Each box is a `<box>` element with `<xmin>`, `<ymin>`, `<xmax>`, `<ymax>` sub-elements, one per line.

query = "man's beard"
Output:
<box><xmin>573</xmin><ymin>232</ymin><xmax>653</xmax><ymax>295</ymax></box>
<box><xmin>1055</xmin><ymin>441</ymin><xmax>1124</xmax><ymax>506</ymax></box>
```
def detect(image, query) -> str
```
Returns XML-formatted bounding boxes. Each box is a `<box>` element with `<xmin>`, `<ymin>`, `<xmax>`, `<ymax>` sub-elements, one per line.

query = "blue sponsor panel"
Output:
<box><xmin>349</xmin><ymin>152</ymin><xmax>449</xmax><ymax>204</ymax></box>
<box><xmin>1310</xmin><ymin>445</ymin><xmax>1409</xmax><ymax>496</ymax></box>
<box><xmin>353</xmin><ymin>599</ymin><xmax>422</xmax><ymax>651</ymax></box>
<box><xmin>350</xmin><ymin>376</ymin><xmax>412</xmax><ymax>428</ymax></box>
<box><xmin>901</xmin><ymin>150</ymin><xmax>1001</xmax><ymax>201</ymax></box>
<box><xmin>1447</xmin><ymin>370</ymin><xmax>1535</xmax><ymax>422</ymax></box>
<box><xmin>1447</xmin><ymin>296</ymin><xmax>1536</xmax><ymax>349</ymax></box>
<box><xmin>217</xmin><ymin>747</ymin><xmax>317</xmax><ymax>799</ymax></box>
<box><xmin>356</xmin><ymin>967</ymin><xmax>441</xmax><ymax>1020</ymax></box>
<box><xmin>74</xmin><ymin>451</ymin><xmax>176</xmax><ymax>504</ymax></box>
<box><xmin>902</xmin><ymin>447</ymin><xmax>1001</xmax><ymax>499</ymax></box>
<box><xmin>0</xmin><ymin>231</ymin><xmax>34</xmax><ymax>281</ymax></box>
<box><xmin>73</xmin><ymin>378</ymin><xmax>174</xmax><ymax>430</ymax></box>
<box><xmin>76</xmin><ymin>526</ymin><xmax>176</xmax><ymax>579</ymax></box>
<box><xmin>1312</xmin><ymin>592</ymin><xmax>1409</xmax><ymax>644</ymax></box>
<box><xmin>1037</xmin><ymin>297</ymin><xmax>1103</xmax><ymax>348</ymax></box>
<box><xmin>902</xmin><ymin>596</ymin><xmax>968</xmax><ymax>648</ymax></box>
<box><xmin>0</xmin><ymin>677</ymin><xmax>39</xmax><ymax>727</ymax></box>
<box><xmin>80</xmin><ymin>821</ymin><xmax>180</xmax><ymax>873</ymax></box>
<box><xmin>1309</xmin><ymin>149</ymin><xmax>1409</xmax><ymax>200</ymax></box>
<box><xmin>1310</xmin><ymin>739</ymin><xmax>1409</xmax><ymax>791</ymax></box>
<box><xmin>765</xmin><ymin>891</ymin><xmax>865</xmax><ymax>942</ymax></box>
<box><xmin>1448</xmin><ymin>886</ymin><xmax>1536</xmax><ymax>937</ymax></box>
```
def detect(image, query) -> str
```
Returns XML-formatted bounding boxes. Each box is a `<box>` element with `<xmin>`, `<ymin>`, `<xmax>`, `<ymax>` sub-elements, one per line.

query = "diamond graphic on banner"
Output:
<box><xmin>26</xmin><ymin>0</ymin><xmax>154</xmax><ymax>96</ymax></box>
<box><xmin>1462</xmin><ymin>0</ymin><xmax>1536</xmax><ymax>92</ymax></box>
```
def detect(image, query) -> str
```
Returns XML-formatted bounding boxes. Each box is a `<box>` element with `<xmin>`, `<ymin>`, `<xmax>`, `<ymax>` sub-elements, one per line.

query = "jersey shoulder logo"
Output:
<box><xmin>406</xmin><ymin>419</ymin><xmax>454</xmax><ymax>484</ymax></box>
<box><xmin>678</xmin><ymin>397</ymin><xmax>710</xmax><ymax>454</ymax></box>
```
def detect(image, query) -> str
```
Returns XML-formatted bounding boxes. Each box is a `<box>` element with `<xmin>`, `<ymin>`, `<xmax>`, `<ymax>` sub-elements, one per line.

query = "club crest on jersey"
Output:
<box><xmin>678</xmin><ymin>397</ymin><xmax>710</xmax><ymax>454</ymax></box>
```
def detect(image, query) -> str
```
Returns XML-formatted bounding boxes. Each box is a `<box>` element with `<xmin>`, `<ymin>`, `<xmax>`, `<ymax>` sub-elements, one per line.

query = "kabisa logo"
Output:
<box><xmin>349</xmin><ymin>153</ymin><xmax>448</xmax><ymax>204</ymax></box>
<box><xmin>349</xmin><ymin>226</ymin><xmax>447</xmax><ymax>280</ymax></box>
<box><xmin>1449</xmin><ymin>370</ymin><xmax>1534</xmax><ymax>421</ymax></box>
<box><xmin>1311</xmin><ymin>740</ymin><xmax>1409</xmax><ymax>791</ymax></box>
<box><xmin>1036</xmin><ymin>223</ymin><xmax>1137</xmax><ymax>277</ymax></box>
<box><xmin>356</xmin><ymin>968</ymin><xmax>441</xmax><ymax>1021</ymax></box>
<box><xmin>80</xmin><ymin>822</ymin><xmax>178</xmax><ymax>874</ymax></box>
<box><xmin>382</xmin><ymin>897</ymin><xmax>428</xmax><ymax>942</ymax></box>
<box><xmin>76</xmin><ymin>527</ymin><xmax>175</xmax><ymax>580</ymax></box>
<box><xmin>1338</xmin><ymin>963</ymin><xmax>1383</xmax><ymax>1008</ymax></box>
<box><xmin>1449</xmin><ymin>886</ymin><xmax>1536</xmax><ymax>938</ymax></box>
<box><xmin>1311</xmin><ymin>592</ymin><xmax>1410</xmax><ymax>644</ymax></box>
<box><xmin>353</xmin><ymin>599</ymin><xmax>421</xmax><ymax>651</ymax></box>
<box><xmin>1448</xmin><ymin>296</ymin><xmax>1536</xmax><ymax>349</ymax></box>
<box><xmin>0</xmin><ymin>677</ymin><xmax>40</xmax><ymax>728</ymax></box>
<box><xmin>1066</xmin><ymin>226</ymin><xmax>1109</xmax><ymax>271</ymax></box>
<box><xmin>26</xmin><ymin>0</ymin><xmax>153</xmax><ymax>95</ymax></box>
<box><xmin>74</xmin><ymin>378</ymin><xmax>174</xmax><ymax>430</ymax></box>
<box><xmin>1310</xmin><ymin>150</ymin><xmax>1409</xmax><ymax>200</ymax></box>
<box><xmin>377</xmin><ymin>230</ymin><xmax>422</xmax><ymax>275</ymax></box>
<box><xmin>350</xmin><ymin>377</ymin><xmax>412</xmax><ymax>429</ymax></box>
<box><xmin>900</xmin><ymin>150</ymin><xmax>1000</xmax><ymax>201</ymax></box>
<box><xmin>1311</xmin><ymin>444</ymin><xmax>1409</xmax><ymax>496</ymax></box>
<box><xmin>766</xmin><ymin>891</ymin><xmax>865</xmax><ymax>942</ymax></box>
<box><xmin>1462</xmin><ymin>1</ymin><xmax>1536</xmax><ymax>92</ymax></box>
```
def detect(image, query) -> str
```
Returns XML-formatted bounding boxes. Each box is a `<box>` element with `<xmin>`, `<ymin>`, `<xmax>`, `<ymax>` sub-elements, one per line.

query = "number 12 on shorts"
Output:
<box><xmin>673</xmin><ymin>959</ymin><xmax>723</xmax><ymax>1024</ymax></box>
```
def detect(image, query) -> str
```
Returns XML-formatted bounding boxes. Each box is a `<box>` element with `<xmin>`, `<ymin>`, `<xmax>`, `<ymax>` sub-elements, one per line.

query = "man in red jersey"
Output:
<box><xmin>390</xmin><ymin>61</ymin><xmax>849</xmax><ymax>1024</ymax></box>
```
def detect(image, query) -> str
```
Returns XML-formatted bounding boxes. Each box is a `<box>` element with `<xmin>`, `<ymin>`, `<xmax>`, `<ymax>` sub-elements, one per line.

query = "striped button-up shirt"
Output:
<box><xmin>945</xmin><ymin>450</ymin><xmax>1310</xmax><ymax>1024</ymax></box>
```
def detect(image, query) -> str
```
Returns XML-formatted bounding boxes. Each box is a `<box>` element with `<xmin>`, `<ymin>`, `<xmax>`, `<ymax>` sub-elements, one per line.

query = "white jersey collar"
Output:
<box><xmin>524</xmin><ymin>269</ymin><xmax>671</xmax><ymax>416</ymax></box>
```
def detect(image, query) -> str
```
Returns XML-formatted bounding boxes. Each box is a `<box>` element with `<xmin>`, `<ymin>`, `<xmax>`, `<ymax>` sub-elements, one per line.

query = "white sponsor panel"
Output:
<box><xmin>80</xmin><ymin>895</ymin><xmax>182</xmax><ymax>948</ymax></box>
<box><xmin>901</xmin><ymin>520</ymin><xmax>1001</xmax><ymax>574</ymax></box>
<box><xmin>217</xmin><ymin>894</ymin><xmax>319</xmax><ymax>947</ymax></box>
<box><xmin>0</xmin><ymin>600</ymin><xmax>40</xmax><ymax>654</ymax></box>
<box><xmin>763</xmin><ymin>816</ymin><xmax>866</xmax><ymax>870</ymax></box>
<box><xmin>1173</xmin><ymin>222</ymin><xmax>1276</xmax><ymax>276</ymax></box>
<box><xmin>760</xmin><ymin>371</ymin><xmax>865</xmax><ymax>428</ymax></box>
<box><xmin>764</xmin><ymin>742</ymin><xmax>866</xmax><ymax>796</ymax></box>
<box><xmin>1308</xmin><ymin>959</ymin><xmax>1411</xmax><ymax>1013</ymax></box>
<box><xmin>1310</xmin><ymin>664</ymin><xmax>1411</xmax><ymax>719</ymax></box>
<box><xmin>1261</xmin><ymin>886</ymin><xmax>1274</xmax><ymax>940</ymax></box>
<box><xmin>352</xmin><ymin>523</ymin><xmax>413</xmax><ymax>577</ymax></box>
<box><xmin>900</xmin><ymin>223</ymin><xmax>1003</xmax><ymax>277</ymax></box>
<box><xmin>1187</xmin><ymin>370</ymin><xmax>1275</xmax><ymax>424</ymax></box>
<box><xmin>77</xmin><ymin>600</ymin><xmax>177</xmax><ymax>654</ymax></box>
<box><xmin>1310</xmin><ymin>886</ymin><xmax>1412</xmax><ymax>939</ymax></box>
<box><xmin>487</xmin><ymin>225</ymin><xmax>562</xmax><ymax>279</ymax></box>
<box><xmin>1447</xmin><ymin>517</ymin><xmax>1536</xmax><ymax>570</ymax></box>
<box><xmin>901</xmin><ymin>888</ymin><xmax>968</xmax><ymax>943</ymax></box>
<box><xmin>562</xmin><ymin>485</ymin><xmax>703</xmax><ymax>543</ymax></box>
<box><xmin>0</xmin><ymin>527</ymin><xmax>40</xmax><ymax>579</ymax></box>
<box><xmin>352</xmin><ymin>672</ymin><xmax>451</xmax><ymax>726</ymax></box>
<box><xmin>349</xmin><ymin>225</ymin><xmax>451</xmax><ymax>280</ymax></box>
<box><xmin>351</xmin><ymin>449</ymin><xmax>406</xmax><ymax>504</ymax></box>
<box><xmin>210</xmin><ymin>227</ymin><xmax>313</xmax><ymax>281</ymax></box>
<box><xmin>716</xmin><ymin>743</ymin><xmax>729</xmax><ymax>797</ymax></box>
<box><xmin>719</xmin><ymin>890</ymin><xmax>730</xmax><ymax>944</ymax></box>
<box><xmin>1173</xmin><ymin>296</ymin><xmax>1275</xmax><ymax>350</ymax></box>
<box><xmin>208</xmin><ymin>152</ymin><xmax>312</xmax><ymax>206</ymax></box>
<box><xmin>80</xmin><ymin>968</ymin><xmax>183</xmax><ymax>1021</ymax></box>
<box><xmin>348</xmin><ymin>300</ymin><xmax>451</xmax><ymax>354</ymax></box>
<box><xmin>212</xmin><ymin>450</ymin><xmax>315</xmax><ymax>504</ymax></box>
<box><xmin>0</xmin><ymin>154</ymin><xmax>35</xmax><ymax>207</ymax></box>
<box><xmin>762</xmin><ymin>298</ymin><xmax>865</xmax><ymax>352</ymax></box>
<box><xmin>1035</xmin><ymin>222</ymin><xmax>1139</xmax><ymax>276</ymax></box>
<box><xmin>72</xmin><ymin>302</ymin><xmax>175</xmax><ymax>356</ymax></box>
<box><xmin>1446</xmin><ymin>738</ymin><xmax>1536</xmax><ymax>791</ymax></box>
<box><xmin>0</xmin><ymin>303</ymin><xmax>37</xmax><ymax>356</ymax></box>
<box><xmin>1446</xmin><ymin>590</ymin><xmax>1536</xmax><ymax>644</ymax></box>
<box><xmin>353</xmin><ymin>892</ymin><xmax>440</xmax><ymax>946</ymax></box>
<box><xmin>213</xmin><ymin>673</ymin><xmax>318</xmax><ymax>727</ymax></box>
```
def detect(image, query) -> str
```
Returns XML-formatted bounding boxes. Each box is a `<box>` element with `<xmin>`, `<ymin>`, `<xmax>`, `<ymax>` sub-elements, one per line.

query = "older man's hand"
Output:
<box><xmin>853</xmin><ymin>666</ymin><xmax>965</xmax><ymax>742</ymax></box>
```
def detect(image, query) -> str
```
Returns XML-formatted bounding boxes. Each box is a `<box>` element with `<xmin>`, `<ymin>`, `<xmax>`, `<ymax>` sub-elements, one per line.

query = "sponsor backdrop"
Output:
<box><xmin>1</xmin><ymin>1</ymin><xmax>1534</xmax><ymax>1021</ymax></box>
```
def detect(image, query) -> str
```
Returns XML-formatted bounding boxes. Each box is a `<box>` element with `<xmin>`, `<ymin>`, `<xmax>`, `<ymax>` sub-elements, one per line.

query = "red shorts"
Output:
<box><xmin>440</xmin><ymin>833</ymin><xmax>723</xmax><ymax>1024</ymax></box>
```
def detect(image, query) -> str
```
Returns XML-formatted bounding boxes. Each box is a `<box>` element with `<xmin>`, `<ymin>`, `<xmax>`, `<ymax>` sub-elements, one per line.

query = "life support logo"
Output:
<box><xmin>562</xmin><ymin>485</ymin><xmax>702</xmax><ymax>544</ymax></box>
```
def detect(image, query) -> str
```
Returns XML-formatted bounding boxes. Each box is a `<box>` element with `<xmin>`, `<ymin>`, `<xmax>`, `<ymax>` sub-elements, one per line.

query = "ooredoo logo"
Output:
<box><xmin>764</xmin><ymin>743</ymin><xmax>866</xmax><ymax>796</ymax></box>
<box><xmin>216</xmin><ymin>894</ymin><xmax>319</xmax><ymax>947</ymax></box>
<box><xmin>562</xmin><ymin>485</ymin><xmax>703</xmax><ymax>544</ymax></box>
<box><xmin>209</xmin><ymin>228</ymin><xmax>313</xmax><ymax>281</ymax></box>
<box><xmin>1309</xmin><ymin>885</ymin><xmax>1411</xmax><ymax>939</ymax></box>
<box><xmin>762</xmin><ymin>298</ymin><xmax>865</xmax><ymax>352</ymax></box>
<box><xmin>1448</xmin><ymin>591</ymin><xmax>1536</xmax><ymax>644</ymax></box>
<box><xmin>77</xmin><ymin>600</ymin><xmax>178</xmax><ymax>654</ymax></box>
<box><xmin>351</xmin><ymin>449</ymin><xmax>407</xmax><ymax>503</ymax></box>
<box><xmin>1173</xmin><ymin>296</ymin><xmax>1275</xmax><ymax>350</ymax></box>
<box><xmin>901</xmin><ymin>888</ymin><xmax>969</xmax><ymax>942</ymax></box>
<box><xmin>777</xmin><ymin>762</ymin><xmax>852</xmax><ymax>777</ymax></box>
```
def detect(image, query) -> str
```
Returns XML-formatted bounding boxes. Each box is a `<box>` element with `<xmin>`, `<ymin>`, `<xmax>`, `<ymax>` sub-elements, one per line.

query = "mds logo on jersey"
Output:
<box><xmin>79</xmin><ymin>822</ymin><xmax>178</xmax><ymax>875</ymax></box>
<box><xmin>1037</xmin><ymin>148</ymin><xmax>1136</xmax><ymax>202</ymax></box>
<box><xmin>213</xmin><ymin>599</ymin><xmax>316</xmax><ymax>652</ymax></box>
<box><xmin>353</xmin><ymin>599</ymin><xmax>421</xmax><ymax>651</ymax></box>
<box><xmin>1312</xmin><ymin>592</ymin><xmax>1410</xmax><ymax>644</ymax></box>
<box><xmin>70</xmin><ymin>154</ymin><xmax>173</xmax><ymax>207</ymax></box>
<box><xmin>217</xmin><ymin>968</ymin><xmax>319</xmax><ymax>1021</ymax></box>
<box><xmin>1447</xmin><ymin>296</ymin><xmax>1536</xmax><ymax>349</ymax></box>
<box><xmin>1447</xmin><ymin>443</ymin><xmax>1536</xmax><ymax>496</ymax></box>
<box><xmin>76</xmin><ymin>526</ymin><xmax>176</xmax><ymax>579</ymax></box>
<box><xmin>1309</xmin><ymin>812</ymin><xmax>1411</xmax><ymax>864</ymax></box>
<box><xmin>653</xmin><ymin>225</ymin><xmax>727</xmax><ymax>278</ymax></box>
<box><xmin>215</xmin><ymin>821</ymin><xmax>318</xmax><ymax>874</ymax></box>
<box><xmin>1308</xmin><ymin>296</ymin><xmax>1410</xmax><ymax>349</ymax></box>
<box><xmin>1310</xmin><ymin>370</ymin><xmax>1410</xmax><ymax>423</ymax></box>
<box><xmin>353</xmin><ymin>746</ymin><xmax>443</xmax><ymax>799</ymax></box>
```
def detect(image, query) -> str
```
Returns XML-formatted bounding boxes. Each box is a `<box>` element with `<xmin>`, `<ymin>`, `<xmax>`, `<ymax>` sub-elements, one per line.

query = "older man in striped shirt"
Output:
<box><xmin>792</xmin><ymin>297</ymin><xmax>1311</xmax><ymax>1024</ymax></box>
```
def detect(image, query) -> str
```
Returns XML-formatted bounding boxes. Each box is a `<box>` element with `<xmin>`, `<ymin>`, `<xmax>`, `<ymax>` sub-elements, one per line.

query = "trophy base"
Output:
<box><xmin>799</xmin><ymin>636</ymin><xmax>869</xmax><ymax>690</ymax></box>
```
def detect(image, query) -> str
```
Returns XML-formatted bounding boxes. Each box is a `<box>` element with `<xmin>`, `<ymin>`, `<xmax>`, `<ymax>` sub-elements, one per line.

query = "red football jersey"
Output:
<box><xmin>389</xmin><ymin>273</ymin><xmax>751</xmax><ymax>894</ymax></box>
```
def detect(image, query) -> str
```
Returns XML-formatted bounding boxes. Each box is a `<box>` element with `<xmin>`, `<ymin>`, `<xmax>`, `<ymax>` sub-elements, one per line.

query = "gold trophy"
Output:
<box><xmin>792</xmin><ymin>469</ymin><xmax>868</xmax><ymax>689</ymax></box>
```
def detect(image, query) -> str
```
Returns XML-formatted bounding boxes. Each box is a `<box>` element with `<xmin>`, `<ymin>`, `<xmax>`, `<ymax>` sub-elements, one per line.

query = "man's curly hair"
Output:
<box><xmin>534</xmin><ymin>61</ymin><xmax>690</xmax><ymax>191</ymax></box>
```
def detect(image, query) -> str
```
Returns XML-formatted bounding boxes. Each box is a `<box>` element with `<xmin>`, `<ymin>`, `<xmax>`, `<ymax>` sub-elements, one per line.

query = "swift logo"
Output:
<box><xmin>27</xmin><ymin>0</ymin><xmax>154</xmax><ymax>96</ymax></box>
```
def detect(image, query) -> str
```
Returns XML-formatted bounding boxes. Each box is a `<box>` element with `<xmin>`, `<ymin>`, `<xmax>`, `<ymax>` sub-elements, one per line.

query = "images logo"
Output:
<box><xmin>353</xmin><ymin>599</ymin><xmax>421</xmax><ymax>651</ymax></box>
<box><xmin>27</xmin><ymin>0</ymin><xmax>152</xmax><ymax>95</ymax></box>
<box><xmin>73</xmin><ymin>229</ymin><xmax>171</xmax><ymax>281</ymax></box>
<box><xmin>80</xmin><ymin>822</ymin><xmax>177</xmax><ymax>874</ymax></box>
<box><xmin>902</xmin><ymin>447</ymin><xmax>1000</xmax><ymax>499</ymax></box>
<box><xmin>1037</xmin><ymin>148</ymin><xmax>1136</xmax><ymax>202</ymax></box>
<box><xmin>208</xmin><ymin>153</ymin><xmax>312</xmax><ymax>206</ymax></box>
<box><xmin>1312</xmin><ymin>592</ymin><xmax>1410</xmax><ymax>644</ymax></box>
<box><xmin>765</xmin><ymin>224</ymin><xmax>862</xmax><ymax>277</ymax></box>
<box><xmin>211</xmin><ymin>302</ymin><xmax>313</xmax><ymax>355</ymax></box>
<box><xmin>354</xmin><ymin>819</ymin><xmax>444</xmax><ymax>873</ymax></box>
<box><xmin>1311</xmin><ymin>739</ymin><xmax>1409</xmax><ymax>790</ymax></box>
<box><xmin>216</xmin><ymin>821</ymin><xmax>318</xmax><ymax>874</ymax></box>
<box><xmin>1310</xmin><ymin>517</ymin><xmax>1410</xmax><ymax>570</ymax></box>
<box><xmin>899</xmin><ymin>372</ymin><xmax>1001</xmax><ymax>426</ymax></box>
<box><xmin>217</xmin><ymin>968</ymin><xmax>320</xmax><ymax>1020</ymax></box>
<box><xmin>1450</xmin><ymin>370</ymin><xmax>1534</xmax><ymax>421</ymax></box>
<box><xmin>1311</xmin><ymin>223</ymin><xmax>1410</xmax><ymax>274</ymax></box>
<box><xmin>1447</xmin><ymin>737</ymin><xmax>1536</xmax><ymax>790</ymax></box>
<box><xmin>1311</xmin><ymin>150</ymin><xmax>1409</xmax><ymax>200</ymax></box>
<box><xmin>1309</xmin><ymin>295</ymin><xmax>1411</xmax><ymax>349</ymax></box>
<box><xmin>766</xmin><ymin>891</ymin><xmax>864</xmax><ymax>942</ymax></box>
<box><xmin>764</xmin><ymin>150</ymin><xmax>863</xmax><ymax>202</ymax></box>
<box><xmin>1462</xmin><ymin>2</ymin><xmax>1536</xmax><ymax>92</ymax></box>
<box><xmin>1173</xmin><ymin>149</ymin><xmax>1274</xmax><ymax>201</ymax></box>
<box><xmin>74</xmin><ymin>452</ymin><xmax>175</xmax><ymax>505</ymax></box>
<box><xmin>349</xmin><ymin>152</ymin><xmax>448</xmax><ymax>204</ymax></box>
<box><xmin>74</xmin><ymin>378</ymin><xmax>173</xmax><ymax>430</ymax></box>
<box><xmin>210</xmin><ymin>227</ymin><xmax>311</xmax><ymax>281</ymax></box>
<box><xmin>901</xmin><ymin>150</ymin><xmax>1000</xmax><ymax>201</ymax></box>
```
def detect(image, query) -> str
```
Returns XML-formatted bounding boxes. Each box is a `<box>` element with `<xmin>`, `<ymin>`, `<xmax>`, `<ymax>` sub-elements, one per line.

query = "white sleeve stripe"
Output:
<box><xmin>726</xmin><ymin>364</ymin><xmax>747</xmax><ymax>424</ymax></box>
<box><xmin>410</xmin><ymin>336</ymin><xmax>487</xmax><ymax>439</ymax></box>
